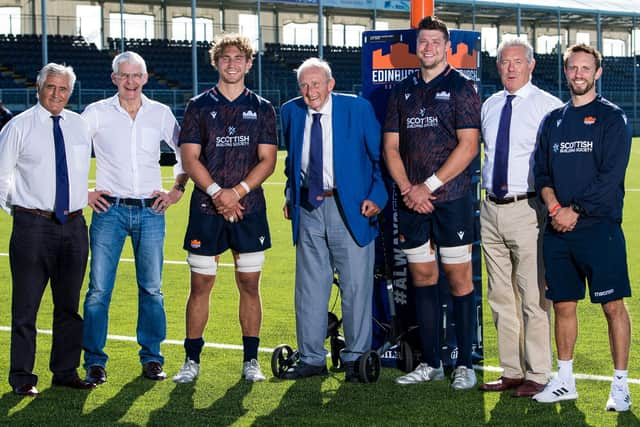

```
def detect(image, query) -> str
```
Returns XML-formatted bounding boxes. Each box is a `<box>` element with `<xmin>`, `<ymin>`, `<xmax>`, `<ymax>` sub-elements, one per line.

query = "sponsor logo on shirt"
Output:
<box><xmin>242</xmin><ymin>110</ymin><xmax>257</xmax><ymax>120</ymax></box>
<box><xmin>555</xmin><ymin>140</ymin><xmax>593</xmax><ymax>154</ymax></box>
<box><xmin>215</xmin><ymin>126</ymin><xmax>250</xmax><ymax>147</ymax></box>
<box><xmin>583</xmin><ymin>116</ymin><xmax>596</xmax><ymax>125</ymax></box>
<box><xmin>435</xmin><ymin>91</ymin><xmax>450</xmax><ymax>101</ymax></box>
<box><xmin>406</xmin><ymin>108</ymin><xmax>438</xmax><ymax>129</ymax></box>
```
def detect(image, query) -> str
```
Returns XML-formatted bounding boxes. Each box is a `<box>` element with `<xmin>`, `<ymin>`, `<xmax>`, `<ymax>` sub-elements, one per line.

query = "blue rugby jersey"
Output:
<box><xmin>179</xmin><ymin>86</ymin><xmax>277</xmax><ymax>214</ymax></box>
<box><xmin>384</xmin><ymin>66</ymin><xmax>481</xmax><ymax>202</ymax></box>
<box><xmin>534</xmin><ymin>95</ymin><xmax>632</xmax><ymax>228</ymax></box>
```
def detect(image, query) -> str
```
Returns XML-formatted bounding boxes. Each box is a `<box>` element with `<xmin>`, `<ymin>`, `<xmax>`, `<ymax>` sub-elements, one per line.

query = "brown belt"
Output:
<box><xmin>14</xmin><ymin>206</ymin><xmax>83</xmax><ymax>222</ymax></box>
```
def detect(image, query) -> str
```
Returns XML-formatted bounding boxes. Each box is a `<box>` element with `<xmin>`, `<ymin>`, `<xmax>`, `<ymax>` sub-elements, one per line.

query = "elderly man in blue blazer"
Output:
<box><xmin>281</xmin><ymin>57</ymin><xmax>388</xmax><ymax>381</ymax></box>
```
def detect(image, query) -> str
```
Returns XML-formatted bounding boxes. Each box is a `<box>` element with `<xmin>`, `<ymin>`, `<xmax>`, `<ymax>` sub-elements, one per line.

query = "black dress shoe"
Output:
<box><xmin>86</xmin><ymin>365</ymin><xmax>107</xmax><ymax>385</ymax></box>
<box><xmin>281</xmin><ymin>362</ymin><xmax>328</xmax><ymax>380</ymax></box>
<box><xmin>52</xmin><ymin>375</ymin><xmax>97</xmax><ymax>390</ymax></box>
<box><xmin>142</xmin><ymin>361</ymin><xmax>167</xmax><ymax>380</ymax></box>
<box><xmin>13</xmin><ymin>384</ymin><xmax>39</xmax><ymax>397</ymax></box>
<box><xmin>344</xmin><ymin>362</ymin><xmax>360</xmax><ymax>383</ymax></box>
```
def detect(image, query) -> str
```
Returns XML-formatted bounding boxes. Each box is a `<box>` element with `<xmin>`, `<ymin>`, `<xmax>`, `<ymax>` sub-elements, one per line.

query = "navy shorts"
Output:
<box><xmin>183</xmin><ymin>200</ymin><xmax>271</xmax><ymax>256</ymax></box>
<box><xmin>398</xmin><ymin>194</ymin><xmax>474</xmax><ymax>249</ymax></box>
<box><xmin>543</xmin><ymin>221</ymin><xmax>631</xmax><ymax>304</ymax></box>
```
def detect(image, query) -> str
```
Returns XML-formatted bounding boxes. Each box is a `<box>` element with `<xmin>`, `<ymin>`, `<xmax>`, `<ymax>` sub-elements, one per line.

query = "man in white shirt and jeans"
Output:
<box><xmin>479</xmin><ymin>38</ymin><xmax>562</xmax><ymax>397</ymax></box>
<box><xmin>0</xmin><ymin>63</ymin><xmax>95</xmax><ymax>396</ymax></box>
<box><xmin>81</xmin><ymin>51</ymin><xmax>188</xmax><ymax>384</ymax></box>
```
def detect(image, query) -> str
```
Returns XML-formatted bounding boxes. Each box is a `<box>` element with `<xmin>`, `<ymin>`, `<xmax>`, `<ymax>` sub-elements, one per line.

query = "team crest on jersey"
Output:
<box><xmin>404</xmin><ymin>93</ymin><xmax>411</xmax><ymax>100</ymax></box>
<box><xmin>190</xmin><ymin>239</ymin><xmax>201</xmax><ymax>249</ymax></box>
<box><xmin>583</xmin><ymin>116</ymin><xmax>596</xmax><ymax>125</ymax></box>
<box><xmin>435</xmin><ymin>91</ymin><xmax>450</xmax><ymax>101</ymax></box>
<box><xmin>242</xmin><ymin>110</ymin><xmax>257</xmax><ymax>120</ymax></box>
<box><xmin>210</xmin><ymin>111</ymin><xmax>217</xmax><ymax>120</ymax></box>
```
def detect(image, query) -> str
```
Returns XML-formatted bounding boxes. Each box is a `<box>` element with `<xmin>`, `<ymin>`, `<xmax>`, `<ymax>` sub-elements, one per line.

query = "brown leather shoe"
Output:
<box><xmin>52</xmin><ymin>375</ymin><xmax>97</xmax><ymax>390</ymax></box>
<box><xmin>142</xmin><ymin>361</ymin><xmax>167</xmax><ymax>380</ymax></box>
<box><xmin>512</xmin><ymin>379</ymin><xmax>546</xmax><ymax>397</ymax></box>
<box><xmin>479</xmin><ymin>376</ymin><xmax>524</xmax><ymax>392</ymax></box>
<box><xmin>13</xmin><ymin>384</ymin><xmax>39</xmax><ymax>397</ymax></box>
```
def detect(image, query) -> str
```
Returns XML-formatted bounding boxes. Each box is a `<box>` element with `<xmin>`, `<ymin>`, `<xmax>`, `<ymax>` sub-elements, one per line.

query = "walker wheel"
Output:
<box><xmin>271</xmin><ymin>344</ymin><xmax>296</xmax><ymax>378</ymax></box>
<box><xmin>358</xmin><ymin>350</ymin><xmax>381</xmax><ymax>383</ymax></box>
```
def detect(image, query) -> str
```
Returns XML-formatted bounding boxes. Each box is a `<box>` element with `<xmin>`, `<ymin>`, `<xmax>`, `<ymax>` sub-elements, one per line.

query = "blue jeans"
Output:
<box><xmin>83</xmin><ymin>203</ymin><xmax>166</xmax><ymax>369</ymax></box>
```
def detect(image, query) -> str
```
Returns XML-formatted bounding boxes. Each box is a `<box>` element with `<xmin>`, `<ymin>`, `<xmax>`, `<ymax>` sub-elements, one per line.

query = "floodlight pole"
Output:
<box><xmin>318</xmin><ymin>0</ymin><xmax>323</xmax><ymax>59</ymax></box>
<box><xmin>258</xmin><ymin>0</ymin><xmax>263</xmax><ymax>95</ymax></box>
<box><xmin>192</xmin><ymin>0</ymin><xmax>198</xmax><ymax>97</ymax></box>
<box><xmin>120</xmin><ymin>0</ymin><xmax>125</xmax><ymax>52</ymax></box>
<box><xmin>557</xmin><ymin>9</ymin><xmax>562</xmax><ymax>100</ymax></box>
<box><xmin>597</xmin><ymin>13</ymin><xmax>602</xmax><ymax>94</ymax></box>
<box><xmin>41</xmin><ymin>0</ymin><xmax>47</xmax><ymax>66</ymax></box>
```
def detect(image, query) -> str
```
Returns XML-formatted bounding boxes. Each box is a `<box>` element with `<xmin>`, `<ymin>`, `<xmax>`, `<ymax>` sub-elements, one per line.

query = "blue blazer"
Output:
<box><xmin>282</xmin><ymin>93</ymin><xmax>388</xmax><ymax>246</ymax></box>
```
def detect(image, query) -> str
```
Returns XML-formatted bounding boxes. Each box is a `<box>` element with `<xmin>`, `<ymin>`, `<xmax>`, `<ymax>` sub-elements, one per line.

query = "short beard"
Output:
<box><xmin>568</xmin><ymin>79</ymin><xmax>594</xmax><ymax>96</ymax></box>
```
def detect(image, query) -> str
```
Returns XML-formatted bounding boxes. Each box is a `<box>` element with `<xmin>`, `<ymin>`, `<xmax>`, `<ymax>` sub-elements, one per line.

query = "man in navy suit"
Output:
<box><xmin>281</xmin><ymin>57</ymin><xmax>388</xmax><ymax>381</ymax></box>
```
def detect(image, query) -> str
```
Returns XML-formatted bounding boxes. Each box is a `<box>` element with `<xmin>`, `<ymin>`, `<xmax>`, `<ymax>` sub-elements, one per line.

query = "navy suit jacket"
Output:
<box><xmin>282</xmin><ymin>92</ymin><xmax>388</xmax><ymax>246</ymax></box>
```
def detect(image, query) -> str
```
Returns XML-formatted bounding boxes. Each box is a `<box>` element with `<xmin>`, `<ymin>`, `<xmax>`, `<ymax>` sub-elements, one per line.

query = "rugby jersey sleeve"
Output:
<box><xmin>178</xmin><ymin>99</ymin><xmax>202</xmax><ymax>146</ymax></box>
<box><xmin>533</xmin><ymin>112</ymin><xmax>555</xmax><ymax>193</ymax></box>
<box><xmin>455</xmin><ymin>79</ymin><xmax>481</xmax><ymax>130</ymax></box>
<box><xmin>258</xmin><ymin>101</ymin><xmax>278</xmax><ymax>145</ymax></box>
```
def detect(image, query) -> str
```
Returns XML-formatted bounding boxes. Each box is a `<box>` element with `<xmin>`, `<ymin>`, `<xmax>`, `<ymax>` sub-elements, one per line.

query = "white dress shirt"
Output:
<box><xmin>481</xmin><ymin>81</ymin><xmax>563</xmax><ymax>196</ymax></box>
<box><xmin>0</xmin><ymin>103</ymin><xmax>91</xmax><ymax>214</ymax></box>
<box><xmin>301</xmin><ymin>96</ymin><xmax>334</xmax><ymax>190</ymax></box>
<box><xmin>82</xmin><ymin>94</ymin><xmax>183</xmax><ymax>198</ymax></box>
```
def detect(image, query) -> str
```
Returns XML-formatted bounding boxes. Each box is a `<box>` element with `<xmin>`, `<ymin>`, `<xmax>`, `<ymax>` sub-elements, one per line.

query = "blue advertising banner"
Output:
<box><xmin>364</xmin><ymin>28</ymin><xmax>483</xmax><ymax>369</ymax></box>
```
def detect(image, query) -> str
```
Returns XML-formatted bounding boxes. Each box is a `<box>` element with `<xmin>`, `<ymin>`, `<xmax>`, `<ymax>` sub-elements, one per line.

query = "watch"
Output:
<box><xmin>570</xmin><ymin>202</ymin><xmax>585</xmax><ymax>216</ymax></box>
<box><xmin>174</xmin><ymin>183</ymin><xmax>186</xmax><ymax>193</ymax></box>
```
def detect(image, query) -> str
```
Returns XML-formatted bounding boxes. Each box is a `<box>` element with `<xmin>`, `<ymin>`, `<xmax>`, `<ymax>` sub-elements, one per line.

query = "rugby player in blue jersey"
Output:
<box><xmin>172</xmin><ymin>33</ymin><xmax>278</xmax><ymax>383</ymax></box>
<box><xmin>532</xmin><ymin>44</ymin><xmax>632</xmax><ymax>412</ymax></box>
<box><xmin>383</xmin><ymin>16</ymin><xmax>481</xmax><ymax>390</ymax></box>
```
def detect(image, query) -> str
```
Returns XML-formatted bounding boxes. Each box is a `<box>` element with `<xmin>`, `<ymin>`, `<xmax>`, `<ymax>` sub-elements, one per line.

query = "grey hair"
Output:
<box><xmin>496</xmin><ymin>38</ymin><xmax>534</xmax><ymax>64</ymax></box>
<box><xmin>296</xmin><ymin>57</ymin><xmax>333</xmax><ymax>83</ymax></box>
<box><xmin>36</xmin><ymin>63</ymin><xmax>76</xmax><ymax>94</ymax></box>
<box><xmin>112</xmin><ymin>51</ymin><xmax>147</xmax><ymax>74</ymax></box>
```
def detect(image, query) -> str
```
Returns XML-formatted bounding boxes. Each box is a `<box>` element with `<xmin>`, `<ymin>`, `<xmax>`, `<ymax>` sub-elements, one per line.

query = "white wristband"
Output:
<box><xmin>424</xmin><ymin>174</ymin><xmax>444</xmax><ymax>192</ymax></box>
<box><xmin>206</xmin><ymin>182</ymin><xmax>222</xmax><ymax>197</ymax></box>
<box><xmin>239</xmin><ymin>180</ymin><xmax>251</xmax><ymax>194</ymax></box>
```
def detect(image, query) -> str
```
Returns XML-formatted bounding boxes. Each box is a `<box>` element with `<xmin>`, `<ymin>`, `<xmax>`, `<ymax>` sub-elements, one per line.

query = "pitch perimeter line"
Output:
<box><xmin>0</xmin><ymin>326</ymin><xmax>636</xmax><ymax>385</ymax></box>
<box><xmin>0</xmin><ymin>253</ymin><xmax>232</xmax><ymax>268</ymax></box>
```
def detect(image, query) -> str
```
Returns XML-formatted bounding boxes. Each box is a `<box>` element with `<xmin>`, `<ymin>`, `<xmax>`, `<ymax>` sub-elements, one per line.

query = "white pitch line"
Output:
<box><xmin>0</xmin><ymin>253</ymin><xmax>234</xmax><ymax>268</ymax></box>
<box><xmin>0</xmin><ymin>326</ymin><xmax>636</xmax><ymax>385</ymax></box>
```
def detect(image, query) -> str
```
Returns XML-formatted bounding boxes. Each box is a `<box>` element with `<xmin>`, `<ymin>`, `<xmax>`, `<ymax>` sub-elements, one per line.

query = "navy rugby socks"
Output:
<box><xmin>243</xmin><ymin>336</ymin><xmax>260</xmax><ymax>362</ymax></box>
<box><xmin>452</xmin><ymin>291</ymin><xmax>475</xmax><ymax>368</ymax></box>
<box><xmin>414</xmin><ymin>285</ymin><xmax>441</xmax><ymax>367</ymax></box>
<box><xmin>184</xmin><ymin>337</ymin><xmax>205</xmax><ymax>363</ymax></box>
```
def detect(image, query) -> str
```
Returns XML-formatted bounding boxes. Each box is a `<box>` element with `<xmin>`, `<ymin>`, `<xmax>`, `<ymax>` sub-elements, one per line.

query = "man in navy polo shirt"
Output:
<box><xmin>383</xmin><ymin>15</ymin><xmax>481</xmax><ymax>390</ymax></box>
<box><xmin>172</xmin><ymin>33</ymin><xmax>277</xmax><ymax>384</ymax></box>
<box><xmin>533</xmin><ymin>44</ymin><xmax>632</xmax><ymax>412</ymax></box>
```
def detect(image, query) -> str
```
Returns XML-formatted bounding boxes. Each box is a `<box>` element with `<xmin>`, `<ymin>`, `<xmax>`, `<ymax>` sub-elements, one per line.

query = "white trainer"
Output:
<box><xmin>451</xmin><ymin>366</ymin><xmax>477</xmax><ymax>390</ymax></box>
<box><xmin>533</xmin><ymin>376</ymin><xmax>578</xmax><ymax>403</ymax></box>
<box><xmin>172</xmin><ymin>359</ymin><xmax>200</xmax><ymax>384</ymax></box>
<box><xmin>395</xmin><ymin>362</ymin><xmax>445</xmax><ymax>385</ymax></box>
<box><xmin>606</xmin><ymin>382</ymin><xmax>631</xmax><ymax>412</ymax></box>
<box><xmin>242</xmin><ymin>359</ymin><xmax>266</xmax><ymax>382</ymax></box>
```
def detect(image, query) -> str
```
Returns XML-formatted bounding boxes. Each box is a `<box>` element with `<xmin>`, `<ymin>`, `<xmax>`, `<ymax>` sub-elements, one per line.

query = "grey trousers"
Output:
<box><xmin>295</xmin><ymin>196</ymin><xmax>374</xmax><ymax>365</ymax></box>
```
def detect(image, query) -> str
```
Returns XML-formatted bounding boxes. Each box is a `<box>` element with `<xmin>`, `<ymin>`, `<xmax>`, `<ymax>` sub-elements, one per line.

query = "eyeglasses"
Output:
<box><xmin>115</xmin><ymin>72</ymin><xmax>144</xmax><ymax>81</ymax></box>
<box><xmin>298</xmin><ymin>81</ymin><xmax>327</xmax><ymax>91</ymax></box>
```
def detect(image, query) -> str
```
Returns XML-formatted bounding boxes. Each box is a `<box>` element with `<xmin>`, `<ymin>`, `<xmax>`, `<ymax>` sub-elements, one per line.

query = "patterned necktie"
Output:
<box><xmin>51</xmin><ymin>115</ymin><xmax>70</xmax><ymax>223</ymax></box>
<box><xmin>307</xmin><ymin>113</ymin><xmax>324</xmax><ymax>209</ymax></box>
<box><xmin>492</xmin><ymin>94</ymin><xmax>515</xmax><ymax>199</ymax></box>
